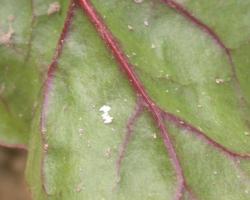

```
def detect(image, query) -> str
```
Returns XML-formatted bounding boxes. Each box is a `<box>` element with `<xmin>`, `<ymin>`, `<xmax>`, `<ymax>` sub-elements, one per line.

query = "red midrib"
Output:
<box><xmin>77</xmin><ymin>1</ymin><xmax>185</xmax><ymax>199</ymax></box>
<box><xmin>38</xmin><ymin>0</ymin><xmax>250</xmax><ymax>199</ymax></box>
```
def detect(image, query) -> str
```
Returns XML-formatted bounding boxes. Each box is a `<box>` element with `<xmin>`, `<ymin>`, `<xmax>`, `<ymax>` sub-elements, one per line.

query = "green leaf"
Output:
<box><xmin>1</xmin><ymin>0</ymin><xmax>250</xmax><ymax>199</ymax></box>
<box><xmin>0</xmin><ymin>0</ymin><xmax>41</xmax><ymax>146</ymax></box>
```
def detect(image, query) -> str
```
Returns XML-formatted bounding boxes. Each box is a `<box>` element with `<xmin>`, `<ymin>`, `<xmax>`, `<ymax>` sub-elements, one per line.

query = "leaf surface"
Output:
<box><xmin>1</xmin><ymin>0</ymin><xmax>250</xmax><ymax>199</ymax></box>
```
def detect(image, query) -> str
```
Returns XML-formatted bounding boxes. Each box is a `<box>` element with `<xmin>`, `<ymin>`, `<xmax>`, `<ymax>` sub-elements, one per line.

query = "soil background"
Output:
<box><xmin>0</xmin><ymin>147</ymin><xmax>31</xmax><ymax>200</ymax></box>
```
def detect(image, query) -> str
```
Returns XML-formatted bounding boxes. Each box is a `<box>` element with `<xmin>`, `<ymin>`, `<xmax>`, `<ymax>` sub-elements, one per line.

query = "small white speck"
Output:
<box><xmin>79</xmin><ymin>117</ymin><xmax>82</xmax><ymax>121</ymax></box>
<box><xmin>75</xmin><ymin>182</ymin><xmax>84</xmax><ymax>192</ymax></box>
<box><xmin>144</xmin><ymin>20</ymin><xmax>149</xmax><ymax>26</ymax></box>
<box><xmin>87</xmin><ymin>140</ymin><xmax>91</xmax><ymax>147</ymax></box>
<box><xmin>165</xmin><ymin>89</ymin><xmax>169</xmax><ymax>93</ymax></box>
<box><xmin>245</xmin><ymin>190</ymin><xmax>249</xmax><ymax>194</ymax></box>
<box><xmin>99</xmin><ymin>105</ymin><xmax>111</xmax><ymax>113</ymax></box>
<box><xmin>197</xmin><ymin>104</ymin><xmax>202</xmax><ymax>108</ymax></box>
<box><xmin>179</xmin><ymin>121</ymin><xmax>184</xmax><ymax>124</ymax></box>
<box><xmin>102</xmin><ymin>114</ymin><xmax>113</xmax><ymax>124</ymax></box>
<box><xmin>44</xmin><ymin>144</ymin><xmax>49</xmax><ymax>151</ymax></box>
<box><xmin>176</xmin><ymin>109</ymin><xmax>180</xmax><ymax>113</ymax></box>
<box><xmin>79</xmin><ymin>128</ymin><xmax>84</xmax><ymax>136</ymax></box>
<box><xmin>215</xmin><ymin>78</ymin><xmax>224</xmax><ymax>84</ymax></box>
<box><xmin>132</xmin><ymin>52</ymin><xmax>136</xmax><ymax>56</ymax></box>
<box><xmin>104</xmin><ymin>147</ymin><xmax>112</xmax><ymax>158</ymax></box>
<box><xmin>153</xmin><ymin>133</ymin><xmax>157</xmax><ymax>139</ymax></box>
<box><xmin>128</xmin><ymin>25</ymin><xmax>133</xmax><ymax>31</ymax></box>
<box><xmin>41</xmin><ymin>128</ymin><xmax>47</xmax><ymax>134</ymax></box>
<box><xmin>47</xmin><ymin>2</ymin><xmax>60</xmax><ymax>15</ymax></box>
<box><xmin>99</xmin><ymin>105</ymin><xmax>113</xmax><ymax>124</ymax></box>
<box><xmin>134</xmin><ymin>0</ymin><xmax>143</xmax><ymax>3</ymax></box>
<box><xmin>244</xmin><ymin>131</ymin><xmax>250</xmax><ymax>136</ymax></box>
<box><xmin>151</xmin><ymin>44</ymin><xmax>156</xmax><ymax>49</ymax></box>
<box><xmin>213</xmin><ymin>171</ymin><xmax>218</xmax><ymax>175</ymax></box>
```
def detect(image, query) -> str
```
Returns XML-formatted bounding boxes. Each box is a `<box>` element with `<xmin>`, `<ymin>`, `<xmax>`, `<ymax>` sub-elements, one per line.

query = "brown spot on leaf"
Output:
<box><xmin>0</xmin><ymin>16</ymin><xmax>15</xmax><ymax>47</ymax></box>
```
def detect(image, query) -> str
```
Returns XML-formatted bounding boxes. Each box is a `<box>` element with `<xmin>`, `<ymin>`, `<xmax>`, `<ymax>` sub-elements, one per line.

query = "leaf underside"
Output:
<box><xmin>0</xmin><ymin>0</ymin><xmax>250</xmax><ymax>200</ymax></box>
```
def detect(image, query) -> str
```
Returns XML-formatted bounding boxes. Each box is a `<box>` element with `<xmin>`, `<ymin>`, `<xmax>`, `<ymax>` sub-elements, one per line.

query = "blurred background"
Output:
<box><xmin>0</xmin><ymin>147</ymin><xmax>31</xmax><ymax>200</ymax></box>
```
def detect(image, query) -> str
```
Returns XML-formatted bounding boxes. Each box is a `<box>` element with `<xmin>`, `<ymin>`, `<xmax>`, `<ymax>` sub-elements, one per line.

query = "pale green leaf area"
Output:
<box><xmin>0</xmin><ymin>0</ymin><xmax>40</xmax><ymax>145</ymax></box>
<box><xmin>0</xmin><ymin>0</ymin><xmax>249</xmax><ymax>199</ymax></box>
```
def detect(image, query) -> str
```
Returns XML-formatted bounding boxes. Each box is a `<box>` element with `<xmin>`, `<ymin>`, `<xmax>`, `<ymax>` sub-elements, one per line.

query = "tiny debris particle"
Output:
<box><xmin>179</xmin><ymin>121</ymin><xmax>184</xmax><ymax>125</ymax></box>
<box><xmin>215</xmin><ymin>78</ymin><xmax>224</xmax><ymax>84</ymax></box>
<box><xmin>44</xmin><ymin>144</ymin><xmax>49</xmax><ymax>151</ymax></box>
<box><xmin>197</xmin><ymin>104</ymin><xmax>202</xmax><ymax>108</ymax></box>
<box><xmin>99</xmin><ymin>105</ymin><xmax>113</xmax><ymax>124</ymax></box>
<box><xmin>244</xmin><ymin>131</ymin><xmax>250</xmax><ymax>136</ymax></box>
<box><xmin>41</xmin><ymin>128</ymin><xmax>47</xmax><ymax>134</ymax></box>
<box><xmin>76</xmin><ymin>186</ymin><xmax>81</xmax><ymax>193</ymax></box>
<box><xmin>79</xmin><ymin>128</ymin><xmax>84</xmax><ymax>136</ymax></box>
<box><xmin>47</xmin><ymin>2</ymin><xmax>61</xmax><ymax>16</ymax></box>
<box><xmin>151</xmin><ymin>43</ymin><xmax>156</xmax><ymax>49</ymax></box>
<box><xmin>0</xmin><ymin>84</ymin><xmax>5</xmax><ymax>94</ymax></box>
<box><xmin>213</xmin><ymin>171</ymin><xmax>218</xmax><ymax>175</ymax></box>
<box><xmin>128</xmin><ymin>25</ymin><xmax>133</xmax><ymax>31</ymax></box>
<box><xmin>99</xmin><ymin>105</ymin><xmax>111</xmax><ymax>113</ymax></box>
<box><xmin>144</xmin><ymin>20</ymin><xmax>149</xmax><ymax>26</ymax></box>
<box><xmin>245</xmin><ymin>190</ymin><xmax>249</xmax><ymax>194</ymax></box>
<box><xmin>0</xmin><ymin>17</ymin><xmax>15</xmax><ymax>46</ymax></box>
<box><xmin>134</xmin><ymin>0</ymin><xmax>144</xmax><ymax>3</ymax></box>
<box><xmin>87</xmin><ymin>140</ymin><xmax>91</xmax><ymax>147</ymax></box>
<box><xmin>104</xmin><ymin>147</ymin><xmax>112</xmax><ymax>158</ymax></box>
<box><xmin>75</xmin><ymin>182</ymin><xmax>84</xmax><ymax>192</ymax></box>
<box><xmin>153</xmin><ymin>133</ymin><xmax>157</xmax><ymax>139</ymax></box>
<box><xmin>176</xmin><ymin>109</ymin><xmax>180</xmax><ymax>113</ymax></box>
<box><xmin>8</xmin><ymin>15</ymin><xmax>15</xmax><ymax>22</ymax></box>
